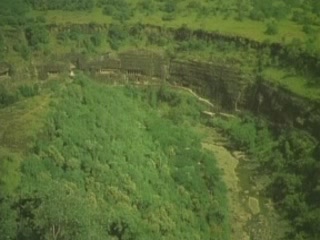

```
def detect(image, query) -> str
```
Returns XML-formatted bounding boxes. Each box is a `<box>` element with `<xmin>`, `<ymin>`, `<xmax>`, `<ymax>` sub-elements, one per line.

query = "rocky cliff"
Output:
<box><xmin>32</xmin><ymin>21</ymin><xmax>320</xmax><ymax>140</ymax></box>
<box><xmin>168</xmin><ymin>58</ymin><xmax>320</xmax><ymax>140</ymax></box>
<box><xmin>36</xmin><ymin>49</ymin><xmax>320</xmax><ymax>141</ymax></box>
<box><xmin>168</xmin><ymin>59</ymin><xmax>249</xmax><ymax>110</ymax></box>
<box><xmin>248</xmin><ymin>80</ymin><xmax>320</xmax><ymax>139</ymax></box>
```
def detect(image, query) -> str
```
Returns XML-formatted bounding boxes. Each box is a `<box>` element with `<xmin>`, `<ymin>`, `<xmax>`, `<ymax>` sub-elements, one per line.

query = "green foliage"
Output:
<box><xmin>108</xmin><ymin>23</ymin><xmax>128</xmax><ymax>50</ymax></box>
<box><xmin>163</xmin><ymin>0</ymin><xmax>177</xmax><ymax>13</ymax></box>
<box><xmin>211</xmin><ymin>114</ymin><xmax>320</xmax><ymax>239</ymax></box>
<box><xmin>25</xmin><ymin>23</ymin><xmax>49</xmax><ymax>50</ymax></box>
<box><xmin>136</xmin><ymin>85</ymin><xmax>206</xmax><ymax>125</ymax></box>
<box><xmin>0</xmin><ymin>84</ymin><xmax>18</xmax><ymax>107</ymax></box>
<box><xmin>176</xmin><ymin>38</ymin><xmax>208</xmax><ymax>52</ymax></box>
<box><xmin>162</xmin><ymin>13</ymin><xmax>176</xmax><ymax>21</ymax></box>
<box><xmin>210</xmin><ymin>116</ymin><xmax>259</xmax><ymax>152</ymax></box>
<box><xmin>31</xmin><ymin>181</ymin><xmax>96</xmax><ymax>240</ymax></box>
<box><xmin>18</xmin><ymin>84</ymin><xmax>40</xmax><ymax>98</ymax></box>
<box><xmin>137</xmin><ymin>0</ymin><xmax>156</xmax><ymax>14</ymax></box>
<box><xmin>0</xmin><ymin>199</ymin><xmax>18</xmax><ymax>240</ymax></box>
<box><xmin>0</xmin><ymin>34</ymin><xmax>6</xmax><ymax>58</ymax></box>
<box><xmin>265</xmin><ymin>130</ymin><xmax>320</xmax><ymax>239</ymax></box>
<box><xmin>0</xmin><ymin>0</ymin><xmax>28</xmax><ymax>26</ymax></box>
<box><xmin>235</xmin><ymin>0</ymin><xmax>251</xmax><ymax>21</ymax></box>
<box><xmin>292</xmin><ymin>8</ymin><xmax>320</xmax><ymax>25</ymax></box>
<box><xmin>302</xmin><ymin>24</ymin><xmax>317</xmax><ymax>34</ymax></box>
<box><xmin>0</xmin><ymin>150</ymin><xmax>21</xmax><ymax>198</ymax></box>
<box><xmin>250</xmin><ymin>0</ymin><xmax>289</xmax><ymax>20</ymax></box>
<box><xmin>0</xmin><ymin>83</ymin><xmax>40</xmax><ymax>108</ymax></box>
<box><xmin>265</xmin><ymin>19</ymin><xmax>279</xmax><ymax>35</ymax></box>
<box><xmin>283</xmin><ymin>38</ymin><xmax>305</xmax><ymax>70</ymax></box>
<box><xmin>56</xmin><ymin>31</ymin><xmax>70</xmax><ymax>44</ymax></box>
<box><xmin>0</xmin><ymin>77</ymin><xmax>230</xmax><ymax>239</ymax></box>
<box><xmin>13</xmin><ymin>43</ymin><xmax>31</xmax><ymax>60</ymax></box>
<box><xmin>146</xmin><ymin>29</ymin><xmax>168</xmax><ymax>46</ymax></box>
<box><xmin>26</xmin><ymin>0</ymin><xmax>94</xmax><ymax>11</ymax></box>
<box><xmin>90</xmin><ymin>33</ymin><xmax>102</xmax><ymax>47</ymax></box>
<box><xmin>101</xmin><ymin>0</ymin><xmax>133</xmax><ymax>21</ymax></box>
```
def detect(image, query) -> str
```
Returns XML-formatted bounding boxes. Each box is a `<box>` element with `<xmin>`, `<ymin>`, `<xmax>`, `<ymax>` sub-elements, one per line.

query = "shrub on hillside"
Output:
<box><xmin>265</xmin><ymin>19</ymin><xmax>278</xmax><ymax>35</ymax></box>
<box><xmin>0</xmin><ymin>84</ymin><xmax>18</xmax><ymax>107</ymax></box>
<box><xmin>102</xmin><ymin>0</ymin><xmax>132</xmax><ymax>21</ymax></box>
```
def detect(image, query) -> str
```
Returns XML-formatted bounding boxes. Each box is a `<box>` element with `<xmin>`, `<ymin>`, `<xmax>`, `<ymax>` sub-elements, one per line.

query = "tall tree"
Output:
<box><xmin>30</xmin><ymin>180</ymin><xmax>98</xmax><ymax>240</ymax></box>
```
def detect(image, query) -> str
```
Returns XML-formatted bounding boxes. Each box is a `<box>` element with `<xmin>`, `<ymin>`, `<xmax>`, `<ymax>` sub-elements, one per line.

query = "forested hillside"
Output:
<box><xmin>0</xmin><ymin>77</ymin><xmax>229</xmax><ymax>239</ymax></box>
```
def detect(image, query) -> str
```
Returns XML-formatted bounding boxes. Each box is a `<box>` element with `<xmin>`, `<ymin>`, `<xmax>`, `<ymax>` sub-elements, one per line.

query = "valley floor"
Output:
<box><xmin>202</xmin><ymin>127</ymin><xmax>250</xmax><ymax>240</ymax></box>
<box><xmin>201</xmin><ymin>125</ymin><xmax>287</xmax><ymax>240</ymax></box>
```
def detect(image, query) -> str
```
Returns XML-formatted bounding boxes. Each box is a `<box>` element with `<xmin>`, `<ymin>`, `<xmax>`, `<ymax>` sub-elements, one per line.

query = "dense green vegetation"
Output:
<box><xmin>0</xmin><ymin>82</ymin><xmax>40</xmax><ymax>108</ymax></box>
<box><xmin>0</xmin><ymin>76</ymin><xmax>229</xmax><ymax>239</ymax></box>
<box><xmin>1</xmin><ymin>1</ymin><xmax>320</xmax><ymax>239</ymax></box>
<box><xmin>208</xmin><ymin>116</ymin><xmax>320</xmax><ymax>239</ymax></box>
<box><xmin>0</xmin><ymin>0</ymin><xmax>28</xmax><ymax>26</ymax></box>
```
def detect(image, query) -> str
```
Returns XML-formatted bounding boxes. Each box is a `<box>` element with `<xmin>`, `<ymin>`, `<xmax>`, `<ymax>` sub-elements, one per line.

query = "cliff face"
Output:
<box><xmin>168</xmin><ymin>59</ymin><xmax>248</xmax><ymax>110</ymax></box>
<box><xmin>119</xmin><ymin>50</ymin><xmax>167</xmax><ymax>79</ymax></box>
<box><xmin>37</xmin><ymin>49</ymin><xmax>319</xmax><ymax>139</ymax></box>
<box><xmin>169</xmin><ymin>58</ymin><xmax>320</xmax><ymax>139</ymax></box>
<box><xmin>115</xmin><ymin>51</ymin><xmax>320</xmax><ymax>140</ymax></box>
<box><xmin>248</xmin><ymin>81</ymin><xmax>320</xmax><ymax>139</ymax></box>
<box><xmin>35</xmin><ymin>21</ymin><xmax>320</xmax><ymax>140</ymax></box>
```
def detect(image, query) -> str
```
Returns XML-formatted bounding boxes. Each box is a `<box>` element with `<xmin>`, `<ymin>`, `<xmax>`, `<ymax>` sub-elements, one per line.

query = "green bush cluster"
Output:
<box><xmin>25</xmin><ymin>23</ymin><xmax>49</xmax><ymax>50</ymax></box>
<box><xmin>108</xmin><ymin>23</ymin><xmax>128</xmax><ymax>50</ymax></box>
<box><xmin>101</xmin><ymin>0</ymin><xmax>133</xmax><ymax>21</ymax></box>
<box><xmin>265</xmin><ymin>19</ymin><xmax>279</xmax><ymax>35</ymax></box>
<box><xmin>0</xmin><ymin>0</ymin><xmax>28</xmax><ymax>26</ymax></box>
<box><xmin>0</xmin><ymin>83</ymin><xmax>40</xmax><ymax>108</ymax></box>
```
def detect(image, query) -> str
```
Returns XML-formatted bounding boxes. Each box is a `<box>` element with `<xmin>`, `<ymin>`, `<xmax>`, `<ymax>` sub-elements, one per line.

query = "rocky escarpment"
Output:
<box><xmin>46</xmin><ymin>23</ymin><xmax>320</xmax><ymax>77</ymax></box>
<box><xmin>167</xmin><ymin>58</ymin><xmax>320</xmax><ymax>140</ymax></box>
<box><xmin>36</xmin><ymin>48</ymin><xmax>320</xmax><ymax>140</ymax></box>
<box><xmin>37</xmin><ymin>50</ymin><xmax>248</xmax><ymax>110</ymax></box>
<box><xmin>168</xmin><ymin>59</ymin><xmax>249</xmax><ymax>110</ymax></box>
<box><xmin>17</xmin><ymin>22</ymin><xmax>318</xmax><ymax>138</ymax></box>
<box><xmin>248</xmin><ymin>80</ymin><xmax>320</xmax><ymax>139</ymax></box>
